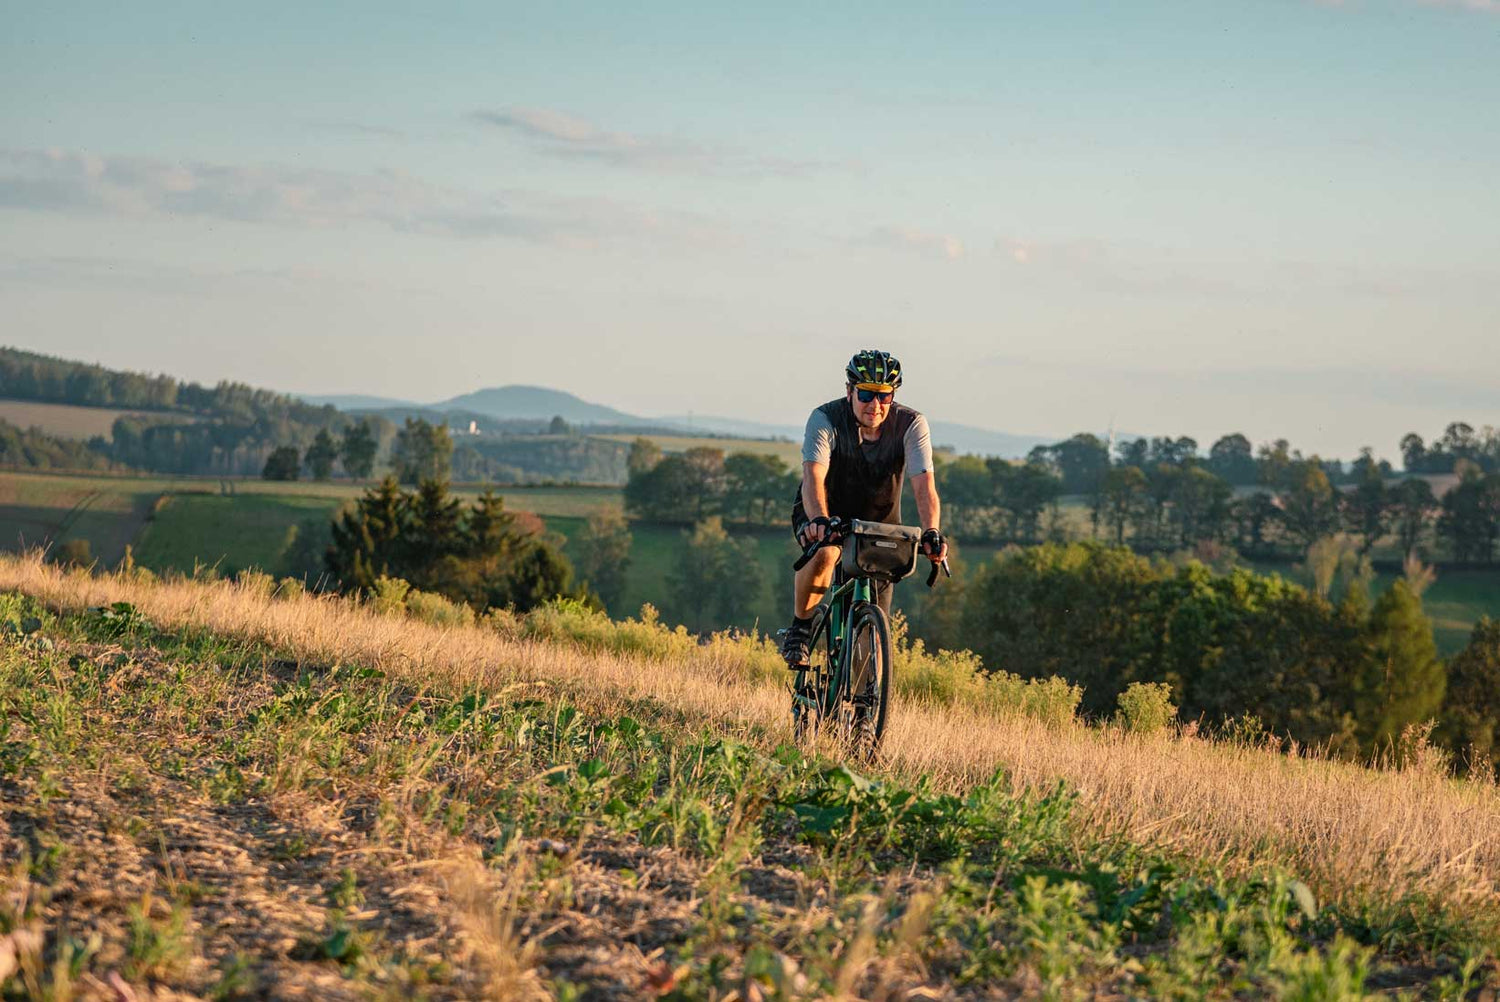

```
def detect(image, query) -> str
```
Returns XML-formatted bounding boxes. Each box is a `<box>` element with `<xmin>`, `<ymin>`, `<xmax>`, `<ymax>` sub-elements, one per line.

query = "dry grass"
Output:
<box><xmin>0</xmin><ymin>400</ymin><xmax>198</xmax><ymax>440</ymax></box>
<box><xmin>3</xmin><ymin>552</ymin><xmax>1497</xmax><ymax>933</ymax></box>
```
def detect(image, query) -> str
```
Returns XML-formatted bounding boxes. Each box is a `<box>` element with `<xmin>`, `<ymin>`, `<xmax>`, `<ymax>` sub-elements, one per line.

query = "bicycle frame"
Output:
<box><xmin>793</xmin><ymin>570</ymin><xmax>873</xmax><ymax>719</ymax></box>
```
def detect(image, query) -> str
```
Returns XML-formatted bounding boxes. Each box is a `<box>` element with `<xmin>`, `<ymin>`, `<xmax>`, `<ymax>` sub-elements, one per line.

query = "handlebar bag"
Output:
<box><xmin>840</xmin><ymin>519</ymin><xmax>920</xmax><ymax>583</ymax></box>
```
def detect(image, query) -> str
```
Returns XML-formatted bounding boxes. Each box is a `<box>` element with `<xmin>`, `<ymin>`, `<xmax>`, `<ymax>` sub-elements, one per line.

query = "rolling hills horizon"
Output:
<box><xmin>301</xmin><ymin>384</ymin><xmax>1057</xmax><ymax>458</ymax></box>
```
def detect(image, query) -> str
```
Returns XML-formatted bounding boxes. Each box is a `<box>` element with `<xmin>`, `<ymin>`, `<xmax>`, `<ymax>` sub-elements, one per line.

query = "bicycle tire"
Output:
<box><xmin>792</xmin><ymin>606</ymin><xmax>834</xmax><ymax>744</ymax></box>
<box><xmin>840</xmin><ymin>600</ymin><xmax>893</xmax><ymax>761</ymax></box>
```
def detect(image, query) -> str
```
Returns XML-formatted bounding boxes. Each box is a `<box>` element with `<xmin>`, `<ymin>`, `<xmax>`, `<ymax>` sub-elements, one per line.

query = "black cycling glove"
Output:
<box><xmin>799</xmin><ymin>516</ymin><xmax>834</xmax><ymax>549</ymax></box>
<box><xmin>920</xmin><ymin>528</ymin><xmax>945</xmax><ymax>557</ymax></box>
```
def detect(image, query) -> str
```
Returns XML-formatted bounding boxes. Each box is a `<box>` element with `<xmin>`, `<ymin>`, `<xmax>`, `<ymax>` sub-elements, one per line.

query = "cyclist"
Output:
<box><xmin>781</xmin><ymin>349</ymin><xmax>949</xmax><ymax>668</ymax></box>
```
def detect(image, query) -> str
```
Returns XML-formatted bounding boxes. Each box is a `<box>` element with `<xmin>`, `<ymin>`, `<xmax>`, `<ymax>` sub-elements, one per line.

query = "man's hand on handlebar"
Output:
<box><xmin>797</xmin><ymin>515</ymin><xmax>839</xmax><ymax>549</ymax></box>
<box><xmin>920</xmin><ymin>528</ymin><xmax>948</xmax><ymax>564</ymax></box>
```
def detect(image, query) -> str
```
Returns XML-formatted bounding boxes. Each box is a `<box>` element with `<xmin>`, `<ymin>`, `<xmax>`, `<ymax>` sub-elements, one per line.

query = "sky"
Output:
<box><xmin>3</xmin><ymin>0</ymin><xmax>1497</xmax><ymax>459</ymax></box>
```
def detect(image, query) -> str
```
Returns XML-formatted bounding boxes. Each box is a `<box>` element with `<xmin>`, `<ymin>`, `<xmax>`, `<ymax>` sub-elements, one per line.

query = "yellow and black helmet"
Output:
<box><xmin>846</xmin><ymin>349</ymin><xmax>903</xmax><ymax>390</ymax></box>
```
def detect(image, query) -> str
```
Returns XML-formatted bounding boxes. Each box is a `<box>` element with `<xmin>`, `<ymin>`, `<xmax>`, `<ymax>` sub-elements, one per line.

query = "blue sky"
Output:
<box><xmin>3</xmin><ymin>0</ymin><xmax>1497</xmax><ymax>457</ymax></box>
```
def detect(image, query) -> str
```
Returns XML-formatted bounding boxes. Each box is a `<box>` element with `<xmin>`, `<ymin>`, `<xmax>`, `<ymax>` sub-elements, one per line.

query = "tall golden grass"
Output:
<box><xmin>4</xmin><ymin>552</ymin><xmax>1497</xmax><ymax>931</ymax></box>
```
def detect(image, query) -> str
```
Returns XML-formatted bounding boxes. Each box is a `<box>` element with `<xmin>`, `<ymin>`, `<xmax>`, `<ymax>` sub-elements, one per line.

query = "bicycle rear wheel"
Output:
<box><xmin>792</xmin><ymin>606</ymin><xmax>835</xmax><ymax>743</ymax></box>
<box><xmin>840</xmin><ymin>600</ymin><xmax>892</xmax><ymax>760</ymax></box>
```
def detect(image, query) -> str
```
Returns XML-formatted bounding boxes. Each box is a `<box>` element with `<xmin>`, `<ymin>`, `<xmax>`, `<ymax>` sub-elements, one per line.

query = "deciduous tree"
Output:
<box><xmin>667</xmin><ymin>517</ymin><xmax>762</xmax><ymax>632</ymax></box>
<box><xmin>392</xmin><ymin>418</ymin><xmax>453</xmax><ymax>485</ymax></box>
<box><xmin>576</xmin><ymin>510</ymin><xmax>633</xmax><ymax>611</ymax></box>
<box><xmin>262</xmin><ymin>445</ymin><xmax>301</xmax><ymax>481</ymax></box>
<box><xmin>304</xmin><ymin>429</ymin><xmax>337</xmax><ymax>481</ymax></box>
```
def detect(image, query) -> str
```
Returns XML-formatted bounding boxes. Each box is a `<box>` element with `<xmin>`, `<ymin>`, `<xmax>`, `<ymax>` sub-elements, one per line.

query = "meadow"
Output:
<box><xmin>0</xmin><ymin>400</ymin><xmax>198</xmax><ymax>441</ymax></box>
<box><xmin>0</xmin><ymin>471</ymin><xmax>622</xmax><ymax>571</ymax></box>
<box><xmin>1</xmin><ymin>554</ymin><xmax>1495</xmax><ymax>998</ymax></box>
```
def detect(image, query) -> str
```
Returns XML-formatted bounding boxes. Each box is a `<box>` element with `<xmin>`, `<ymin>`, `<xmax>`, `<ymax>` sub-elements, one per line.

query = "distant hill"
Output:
<box><xmin>304</xmin><ymin>382</ymin><xmax>1057</xmax><ymax>459</ymax></box>
<box><xmin>301</xmin><ymin>394</ymin><xmax>419</xmax><ymax>410</ymax></box>
<box><xmin>657</xmin><ymin>413</ymin><xmax>1050</xmax><ymax>458</ymax></box>
<box><xmin>433</xmin><ymin>385</ymin><xmax>640</xmax><ymax>425</ymax></box>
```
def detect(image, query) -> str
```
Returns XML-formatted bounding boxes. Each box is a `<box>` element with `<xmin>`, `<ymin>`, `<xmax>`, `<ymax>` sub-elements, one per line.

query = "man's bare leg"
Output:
<box><xmin>783</xmin><ymin>546</ymin><xmax>839</xmax><ymax>667</ymax></box>
<box><xmin>793</xmin><ymin>546</ymin><xmax>839</xmax><ymax>619</ymax></box>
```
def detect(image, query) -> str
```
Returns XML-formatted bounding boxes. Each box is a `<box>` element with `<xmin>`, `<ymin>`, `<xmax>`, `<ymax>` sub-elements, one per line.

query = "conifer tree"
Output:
<box><xmin>1360</xmin><ymin>580</ymin><xmax>1446</xmax><ymax>750</ymax></box>
<box><xmin>1438</xmin><ymin>617</ymin><xmax>1500</xmax><ymax>775</ymax></box>
<box><xmin>339</xmin><ymin>420</ymin><xmax>378</xmax><ymax>480</ymax></box>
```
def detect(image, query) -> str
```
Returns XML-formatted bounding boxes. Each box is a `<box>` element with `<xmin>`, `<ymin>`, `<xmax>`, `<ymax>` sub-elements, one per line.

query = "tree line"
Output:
<box><xmin>0</xmin><ymin>418</ymin><xmax>121</xmax><ymax>472</ymax></box>
<box><xmin>940</xmin><ymin>424</ymin><xmax>1500</xmax><ymax>564</ymax></box>
<box><xmin>0</xmin><ymin>346</ymin><xmax>384</xmax><ymax>477</ymax></box>
<box><xmin>0</xmin><ymin>345</ymin><xmax>338</xmax><ymax>425</ymax></box>
<box><xmin>623</xmin><ymin>439</ymin><xmax>796</xmax><ymax>524</ymax></box>
<box><xmin>907</xmin><ymin>540</ymin><xmax>1499</xmax><ymax>774</ymax></box>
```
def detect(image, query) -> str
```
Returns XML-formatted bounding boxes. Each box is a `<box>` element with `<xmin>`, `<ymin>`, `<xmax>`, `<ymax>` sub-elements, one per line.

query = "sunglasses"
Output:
<box><xmin>854</xmin><ymin>386</ymin><xmax>894</xmax><ymax>404</ymax></box>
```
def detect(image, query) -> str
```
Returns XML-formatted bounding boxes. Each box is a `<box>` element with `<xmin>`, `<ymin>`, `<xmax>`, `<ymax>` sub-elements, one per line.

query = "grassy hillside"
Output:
<box><xmin>0</xmin><ymin>474</ymin><xmax>162</xmax><ymax>564</ymax></box>
<box><xmin>0</xmin><ymin>399</ymin><xmax>197</xmax><ymax>440</ymax></box>
<box><xmin>1</xmin><ymin>557</ymin><xmax>1495</xmax><ymax>998</ymax></box>
<box><xmin>0</xmin><ymin>471</ymin><xmax>623</xmax><ymax>568</ymax></box>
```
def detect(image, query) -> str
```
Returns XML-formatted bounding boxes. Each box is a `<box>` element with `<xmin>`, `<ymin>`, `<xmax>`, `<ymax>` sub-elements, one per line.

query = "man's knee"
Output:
<box><xmin>808</xmin><ymin>545</ymin><xmax>840</xmax><ymax>572</ymax></box>
<box><xmin>794</xmin><ymin>545</ymin><xmax>839</xmax><ymax>590</ymax></box>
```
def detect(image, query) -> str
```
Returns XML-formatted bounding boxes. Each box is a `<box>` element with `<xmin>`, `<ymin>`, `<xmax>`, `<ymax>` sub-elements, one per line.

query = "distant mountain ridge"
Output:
<box><xmin>300</xmin><ymin>384</ymin><xmax>1055</xmax><ymax>458</ymax></box>
<box><xmin>435</xmin><ymin>385</ymin><xmax>639</xmax><ymax>425</ymax></box>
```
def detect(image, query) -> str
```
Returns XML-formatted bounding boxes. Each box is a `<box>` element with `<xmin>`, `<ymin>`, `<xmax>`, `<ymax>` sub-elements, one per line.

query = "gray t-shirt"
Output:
<box><xmin>802</xmin><ymin>407</ymin><xmax>934</xmax><ymax>476</ymax></box>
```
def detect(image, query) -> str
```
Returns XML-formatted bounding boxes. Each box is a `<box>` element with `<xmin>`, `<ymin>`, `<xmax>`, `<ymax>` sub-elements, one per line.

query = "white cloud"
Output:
<box><xmin>996</xmin><ymin>236</ymin><xmax>1108</xmax><ymax>268</ymax></box>
<box><xmin>472</xmin><ymin>106</ymin><xmax>829</xmax><ymax>177</ymax></box>
<box><xmin>0</xmin><ymin>148</ymin><xmax>734</xmax><ymax>250</ymax></box>
<box><xmin>863</xmin><ymin>225</ymin><xmax>966</xmax><ymax>261</ymax></box>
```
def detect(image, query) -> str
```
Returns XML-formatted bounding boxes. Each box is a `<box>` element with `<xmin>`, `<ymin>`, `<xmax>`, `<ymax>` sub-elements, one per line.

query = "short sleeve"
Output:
<box><xmin>903</xmin><ymin>413</ymin><xmax>934</xmax><ymax>475</ymax></box>
<box><xmin>802</xmin><ymin>408</ymin><xmax>835</xmax><ymax>465</ymax></box>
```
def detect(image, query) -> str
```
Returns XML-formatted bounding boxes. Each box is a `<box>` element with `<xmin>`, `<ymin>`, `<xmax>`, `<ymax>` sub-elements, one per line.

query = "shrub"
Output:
<box><xmin>234</xmin><ymin>568</ymin><xmax>275</xmax><ymax>600</ymax></box>
<box><xmin>371</xmin><ymin>576</ymin><xmax>411</xmax><ymax>615</ymax></box>
<box><xmin>891</xmin><ymin>615</ymin><xmax>1082</xmax><ymax>725</ymax></box>
<box><xmin>406</xmin><ymin>588</ymin><xmax>476</xmax><ymax>628</ymax></box>
<box><xmin>1115</xmin><ymin>681</ymin><xmax>1177</xmax><ymax>735</ymax></box>
<box><xmin>276</xmin><ymin>576</ymin><xmax>306</xmax><ymax>599</ymax></box>
<box><xmin>262</xmin><ymin>445</ymin><xmax>301</xmax><ymax>481</ymax></box>
<box><xmin>51</xmin><ymin>538</ymin><xmax>93</xmax><ymax>569</ymax></box>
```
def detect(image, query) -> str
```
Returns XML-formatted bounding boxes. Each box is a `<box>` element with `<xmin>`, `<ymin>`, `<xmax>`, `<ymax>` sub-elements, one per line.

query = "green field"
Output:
<box><xmin>0</xmin><ymin>473</ymin><xmax>162</xmax><ymax>563</ymax></box>
<box><xmin>0</xmin><ymin>399</ymin><xmax>197</xmax><ymax>439</ymax></box>
<box><xmin>130</xmin><ymin>492</ymin><xmax>344</xmax><ymax>575</ymax></box>
<box><xmin>0</xmin><ymin>471</ymin><xmax>624</xmax><ymax>569</ymax></box>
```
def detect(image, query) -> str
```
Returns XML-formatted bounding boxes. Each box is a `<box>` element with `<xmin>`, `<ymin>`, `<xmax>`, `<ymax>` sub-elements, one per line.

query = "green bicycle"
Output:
<box><xmin>788</xmin><ymin>517</ymin><xmax>949</xmax><ymax>759</ymax></box>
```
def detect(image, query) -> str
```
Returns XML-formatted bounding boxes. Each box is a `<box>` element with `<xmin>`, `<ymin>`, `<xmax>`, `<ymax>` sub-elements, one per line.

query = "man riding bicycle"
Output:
<box><xmin>781</xmin><ymin>349</ymin><xmax>949</xmax><ymax>668</ymax></box>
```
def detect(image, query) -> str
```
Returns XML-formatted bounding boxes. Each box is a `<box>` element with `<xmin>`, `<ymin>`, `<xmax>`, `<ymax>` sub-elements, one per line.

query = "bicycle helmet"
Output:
<box><xmin>846</xmin><ymin>349</ymin><xmax>903</xmax><ymax>390</ymax></box>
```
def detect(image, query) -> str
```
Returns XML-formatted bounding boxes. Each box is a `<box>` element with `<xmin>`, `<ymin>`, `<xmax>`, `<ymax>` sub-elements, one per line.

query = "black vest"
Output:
<box><xmin>805</xmin><ymin>397</ymin><xmax>918</xmax><ymax>523</ymax></box>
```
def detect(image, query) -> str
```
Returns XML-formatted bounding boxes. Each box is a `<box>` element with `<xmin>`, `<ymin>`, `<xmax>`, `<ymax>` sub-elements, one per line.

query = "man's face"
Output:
<box><xmin>848</xmin><ymin>383</ymin><xmax>895</xmax><ymax>431</ymax></box>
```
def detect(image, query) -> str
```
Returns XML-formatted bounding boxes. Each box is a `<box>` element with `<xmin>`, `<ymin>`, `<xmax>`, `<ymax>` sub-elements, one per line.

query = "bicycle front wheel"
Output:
<box><xmin>841</xmin><ymin>600</ymin><xmax>893</xmax><ymax>760</ymax></box>
<box><xmin>792</xmin><ymin>606</ymin><xmax>835</xmax><ymax>744</ymax></box>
